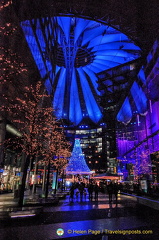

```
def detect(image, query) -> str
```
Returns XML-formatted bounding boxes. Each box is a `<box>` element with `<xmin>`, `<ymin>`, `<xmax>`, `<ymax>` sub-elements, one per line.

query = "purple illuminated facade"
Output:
<box><xmin>116</xmin><ymin>39</ymin><xmax>159</xmax><ymax>182</ymax></box>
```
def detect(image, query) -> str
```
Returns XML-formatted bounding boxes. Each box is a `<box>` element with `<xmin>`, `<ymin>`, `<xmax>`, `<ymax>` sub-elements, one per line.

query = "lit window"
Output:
<box><xmin>97</xmin><ymin>128</ymin><xmax>102</xmax><ymax>133</ymax></box>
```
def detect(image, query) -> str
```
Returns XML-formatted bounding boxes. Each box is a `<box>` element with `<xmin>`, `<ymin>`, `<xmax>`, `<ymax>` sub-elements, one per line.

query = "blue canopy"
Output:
<box><xmin>21</xmin><ymin>16</ymin><xmax>141</xmax><ymax>125</ymax></box>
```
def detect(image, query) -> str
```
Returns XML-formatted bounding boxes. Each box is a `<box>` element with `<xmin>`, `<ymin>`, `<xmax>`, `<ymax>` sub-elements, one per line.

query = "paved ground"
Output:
<box><xmin>0</xmin><ymin>192</ymin><xmax>159</xmax><ymax>240</ymax></box>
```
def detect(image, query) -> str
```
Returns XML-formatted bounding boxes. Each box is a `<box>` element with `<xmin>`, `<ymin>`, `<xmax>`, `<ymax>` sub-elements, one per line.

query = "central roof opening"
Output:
<box><xmin>75</xmin><ymin>47</ymin><xmax>94</xmax><ymax>68</ymax></box>
<box><xmin>52</xmin><ymin>45</ymin><xmax>94</xmax><ymax>68</ymax></box>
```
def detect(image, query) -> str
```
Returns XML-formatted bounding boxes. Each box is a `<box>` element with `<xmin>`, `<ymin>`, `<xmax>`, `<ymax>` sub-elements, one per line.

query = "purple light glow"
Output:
<box><xmin>117</xmin><ymin>102</ymin><xmax>159</xmax><ymax>179</ymax></box>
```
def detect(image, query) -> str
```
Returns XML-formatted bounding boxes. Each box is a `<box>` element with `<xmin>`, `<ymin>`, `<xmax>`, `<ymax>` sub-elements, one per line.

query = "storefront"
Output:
<box><xmin>0</xmin><ymin>166</ymin><xmax>21</xmax><ymax>193</ymax></box>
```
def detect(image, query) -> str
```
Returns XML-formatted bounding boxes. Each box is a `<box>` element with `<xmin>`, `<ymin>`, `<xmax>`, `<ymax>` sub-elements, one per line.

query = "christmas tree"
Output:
<box><xmin>66</xmin><ymin>138</ymin><xmax>91</xmax><ymax>174</ymax></box>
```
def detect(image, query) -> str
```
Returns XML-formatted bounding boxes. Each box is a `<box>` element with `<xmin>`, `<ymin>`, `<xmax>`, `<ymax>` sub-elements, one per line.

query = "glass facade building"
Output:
<box><xmin>116</xmin><ymin>39</ymin><xmax>159</xmax><ymax>182</ymax></box>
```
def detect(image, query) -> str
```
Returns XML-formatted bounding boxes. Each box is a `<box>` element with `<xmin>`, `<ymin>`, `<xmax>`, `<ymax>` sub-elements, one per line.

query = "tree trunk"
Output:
<box><xmin>42</xmin><ymin>164</ymin><xmax>46</xmax><ymax>193</ymax></box>
<box><xmin>18</xmin><ymin>154</ymin><xmax>30</xmax><ymax>207</ymax></box>
<box><xmin>61</xmin><ymin>169</ymin><xmax>65</xmax><ymax>192</ymax></box>
<box><xmin>45</xmin><ymin>160</ymin><xmax>50</xmax><ymax>199</ymax></box>
<box><xmin>32</xmin><ymin>156</ymin><xmax>38</xmax><ymax>195</ymax></box>
<box><xmin>54</xmin><ymin>168</ymin><xmax>58</xmax><ymax>195</ymax></box>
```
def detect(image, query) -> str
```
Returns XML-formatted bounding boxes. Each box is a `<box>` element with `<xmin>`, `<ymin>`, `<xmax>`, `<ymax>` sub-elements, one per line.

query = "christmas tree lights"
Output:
<box><xmin>66</xmin><ymin>138</ymin><xmax>91</xmax><ymax>174</ymax></box>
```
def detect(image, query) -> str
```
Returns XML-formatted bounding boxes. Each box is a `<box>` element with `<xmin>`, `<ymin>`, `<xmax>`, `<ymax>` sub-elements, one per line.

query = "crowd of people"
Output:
<box><xmin>68</xmin><ymin>180</ymin><xmax>119</xmax><ymax>203</ymax></box>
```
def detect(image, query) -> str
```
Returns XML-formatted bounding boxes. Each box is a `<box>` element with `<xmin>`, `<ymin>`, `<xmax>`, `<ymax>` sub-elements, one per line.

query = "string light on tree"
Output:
<box><xmin>0</xmin><ymin>80</ymin><xmax>71</xmax><ymax>205</ymax></box>
<box><xmin>0</xmin><ymin>0</ymin><xmax>12</xmax><ymax>10</ymax></box>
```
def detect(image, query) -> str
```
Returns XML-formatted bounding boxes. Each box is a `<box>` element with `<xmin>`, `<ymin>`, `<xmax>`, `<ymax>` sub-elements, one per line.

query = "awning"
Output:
<box><xmin>66</xmin><ymin>171</ymin><xmax>94</xmax><ymax>175</ymax></box>
<box><xmin>92</xmin><ymin>173</ymin><xmax>120</xmax><ymax>180</ymax></box>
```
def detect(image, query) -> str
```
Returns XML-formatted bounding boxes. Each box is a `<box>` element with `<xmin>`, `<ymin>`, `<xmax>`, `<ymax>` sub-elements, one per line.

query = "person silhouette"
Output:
<box><xmin>107</xmin><ymin>182</ymin><xmax>113</xmax><ymax>203</ymax></box>
<box><xmin>78</xmin><ymin>183</ymin><xmax>84</xmax><ymax>202</ymax></box>
<box><xmin>94</xmin><ymin>183</ymin><xmax>99</xmax><ymax>201</ymax></box>
<box><xmin>113</xmin><ymin>182</ymin><xmax>119</xmax><ymax>203</ymax></box>
<box><xmin>88</xmin><ymin>183</ymin><xmax>94</xmax><ymax>201</ymax></box>
<box><xmin>69</xmin><ymin>185</ymin><xmax>74</xmax><ymax>202</ymax></box>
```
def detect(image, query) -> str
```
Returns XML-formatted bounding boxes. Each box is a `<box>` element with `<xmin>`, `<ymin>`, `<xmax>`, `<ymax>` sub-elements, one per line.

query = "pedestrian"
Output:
<box><xmin>69</xmin><ymin>185</ymin><xmax>74</xmax><ymax>202</ymax></box>
<box><xmin>75</xmin><ymin>189</ymin><xmax>79</xmax><ymax>201</ymax></box>
<box><xmin>113</xmin><ymin>182</ymin><xmax>119</xmax><ymax>203</ymax></box>
<box><xmin>88</xmin><ymin>183</ymin><xmax>94</xmax><ymax>201</ymax></box>
<box><xmin>78</xmin><ymin>183</ymin><xmax>84</xmax><ymax>202</ymax></box>
<box><xmin>29</xmin><ymin>182</ymin><xmax>33</xmax><ymax>194</ymax></box>
<box><xmin>107</xmin><ymin>182</ymin><xmax>113</xmax><ymax>203</ymax></box>
<box><xmin>94</xmin><ymin>183</ymin><xmax>99</xmax><ymax>201</ymax></box>
<box><xmin>83</xmin><ymin>188</ymin><xmax>87</xmax><ymax>200</ymax></box>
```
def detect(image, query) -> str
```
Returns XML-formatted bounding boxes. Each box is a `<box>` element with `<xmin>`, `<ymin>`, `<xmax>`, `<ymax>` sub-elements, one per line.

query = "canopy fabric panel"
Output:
<box><xmin>130</xmin><ymin>81</ymin><xmax>147</xmax><ymax>115</ymax></box>
<box><xmin>117</xmin><ymin>97</ymin><xmax>132</xmax><ymax>124</ymax></box>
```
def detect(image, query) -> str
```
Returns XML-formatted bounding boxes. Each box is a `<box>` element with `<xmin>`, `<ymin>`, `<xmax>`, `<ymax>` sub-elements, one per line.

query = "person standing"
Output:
<box><xmin>107</xmin><ymin>182</ymin><xmax>113</xmax><ymax>203</ymax></box>
<box><xmin>75</xmin><ymin>189</ymin><xmax>79</xmax><ymax>201</ymax></box>
<box><xmin>94</xmin><ymin>183</ymin><xmax>99</xmax><ymax>201</ymax></box>
<box><xmin>113</xmin><ymin>182</ymin><xmax>119</xmax><ymax>203</ymax></box>
<box><xmin>88</xmin><ymin>182</ymin><xmax>94</xmax><ymax>201</ymax></box>
<box><xmin>69</xmin><ymin>185</ymin><xmax>74</xmax><ymax>202</ymax></box>
<box><xmin>78</xmin><ymin>183</ymin><xmax>84</xmax><ymax>202</ymax></box>
<box><xmin>83</xmin><ymin>188</ymin><xmax>87</xmax><ymax>201</ymax></box>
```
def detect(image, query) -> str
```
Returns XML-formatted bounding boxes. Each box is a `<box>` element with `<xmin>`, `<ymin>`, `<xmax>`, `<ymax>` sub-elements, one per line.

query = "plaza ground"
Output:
<box><xmin>0</xmin><ymin>191</ymin><xmax>159</xmax><ymax>240</ymax></box>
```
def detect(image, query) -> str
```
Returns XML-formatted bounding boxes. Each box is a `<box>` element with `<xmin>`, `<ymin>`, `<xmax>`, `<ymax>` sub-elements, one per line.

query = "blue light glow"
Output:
<box><xmin>130</xmin><ymin>81</ymin><xmax>147</xmax><ymax>115</ymax></box>
<box><xmin>137</xmin><ymin>68</ymin><xmax>146</xmax><ymax>84</ymax></box>
<box><xmin>117</xmin><ymin>97</ymin><xmax>132</xmax><ymax>124</ymax></box>
<box><xmin>21</xmin><ymin>17</ymin><xmax>141</xmax><ymax>125</ymax></box>
<box><xmin>66</xmin><ymin>138</ymin><xmax>91</xmax><ymax>174</ymax></box>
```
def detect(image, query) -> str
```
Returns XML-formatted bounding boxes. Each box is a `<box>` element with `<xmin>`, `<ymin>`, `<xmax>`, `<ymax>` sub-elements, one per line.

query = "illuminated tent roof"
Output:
<box><xmin>117</xmin><ymin>69</ymin><xmax>148</xmax><ymax>124</ymax></box>
<box><xmin>21</xmin><ymin>16</ymin><xmax>141</xmax><ymax>125</ymax></box>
